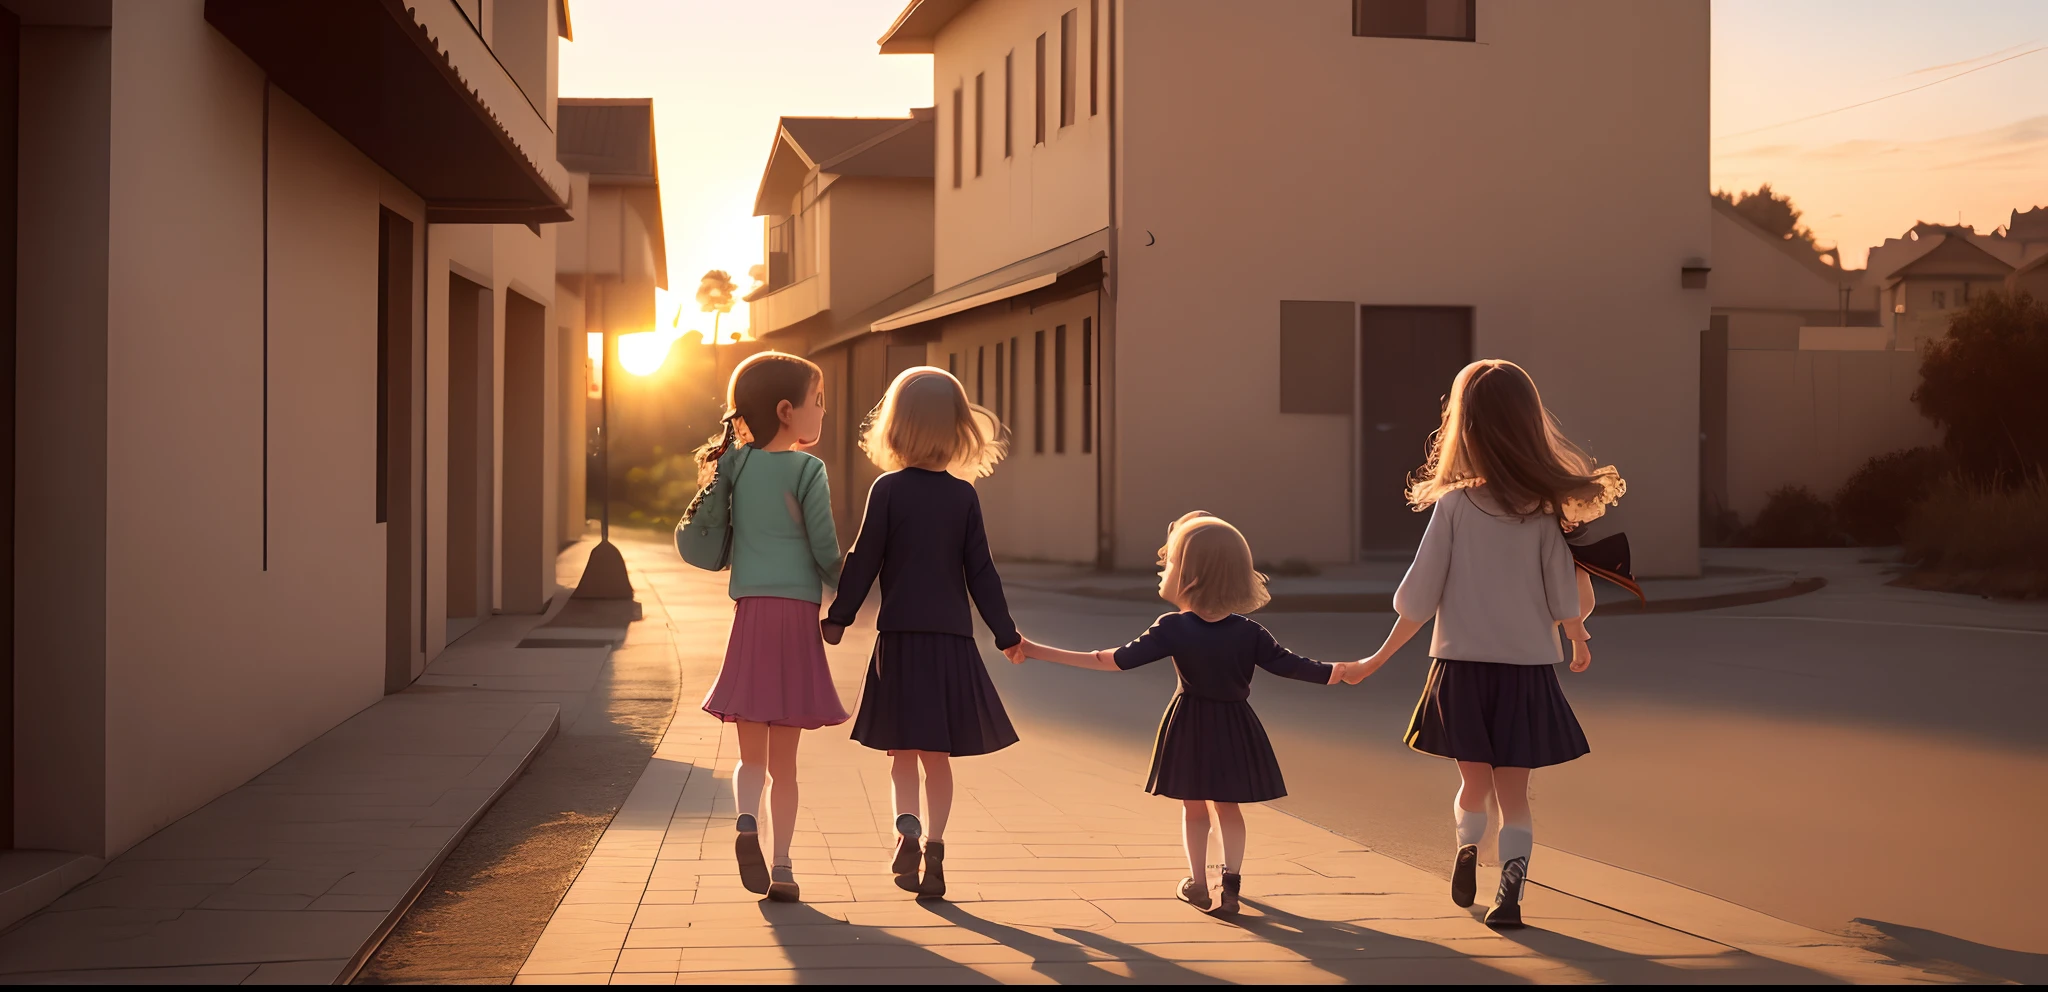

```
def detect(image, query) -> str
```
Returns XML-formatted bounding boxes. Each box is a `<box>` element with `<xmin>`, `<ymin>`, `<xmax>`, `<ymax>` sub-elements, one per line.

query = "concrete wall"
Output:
<box><xmin>930</xmin><ymin>289</ymin><xmax>1100</xmax><ymax>563</ymax></box>
<box><xmin>1114</xmin><ymin>0</ymin><xmax>1710</xmax><ymax>576</ymax></box>
<box><xmin>1710</xmin><ymin>205</ymin><xmax>1848</xmax><ymax>313</ymax></box>
<box><xmin>1722</xmin><ymin>343</ymin><xmax>1939</xmax><ymax>522</ymax></box>
<box><xmin>823</xmin><ymin>177</ymin><xmax>935</xmax><ymax>317</ymax></box>
<box><xmin>15</xmin><ymin>22</ymin><xmax>112</xmax><ymax>856</ymax></box>
<box><xmin>931</xmin><ymin>0</ymin><xmax>1110</xmax><ymax>289</ymax></box>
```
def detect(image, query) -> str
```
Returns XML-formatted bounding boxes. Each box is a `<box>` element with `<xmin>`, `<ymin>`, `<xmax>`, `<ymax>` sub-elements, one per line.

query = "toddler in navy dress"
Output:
<box><xmin>823</xmin><ymin>367</ymin><xmax>1023</xmax><ymax>901</ymax></box>
<box><xmin>1018</xmin><ymin>512</ymin><xmax>1365</xmax><ymax>915</ymax></box>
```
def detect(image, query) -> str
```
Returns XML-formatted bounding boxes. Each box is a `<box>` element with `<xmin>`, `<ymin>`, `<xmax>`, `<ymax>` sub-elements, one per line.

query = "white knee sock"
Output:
<box><xmin>1497</xmin><ymin>824</ymin><xmax>1532</xmax><ymax>865</ymax></box>
<box><xmin>1455</xmin><ymin>802</ymin><xmax>1487</xmax><ymax>850</ymax></box>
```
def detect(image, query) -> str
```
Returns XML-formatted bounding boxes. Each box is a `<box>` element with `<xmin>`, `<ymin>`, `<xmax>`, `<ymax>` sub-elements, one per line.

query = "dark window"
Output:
<box><xmin>995</xmin><ymin>340</ymin><xmax>1006</xmax><ymax>420</ymax></box>
<box><xmin>1279</xmin><ymin>300</ymin><xmax>1356</xmax><ymax>414</ymax></box>
<box><xmin>973</xmin><ymin>73</ymin><xmax>985</xmax><ymax>177</ymax></box>
<box><xmin>1089</xmin><ymin>0</ymin><xmax>1100</xmax><ymax>116</ymax></box>
<box><xmin>1004</xmin><ymin>52</ymin><xmax>1014</xmax><ymax>158</ymax></box>
<box><xmin>950</xmin><ymin>86</ymin><xmax>963</xmax><ymax>188</ymax></box>
<box><xmin>1009</xmin><ymin>336</ymin><xmax>1020</xmax><ymax>426</ymax></box>
<box><xmin>949</xmin><ymin>352</ymin><xmax>959</xmax><ymax>376</ymax></box>
<box><xmin>1081</xmin><ymin>318</ymin><xmax>1092</xmax><ymax>453</ymax></box>
<box><xmin>1059</xmin><ymin>10</ymin><xmax>1076</xmax><ymax>128</ymax></box>
<box><xmin>1033</xmin><ymin>330</ymin><xmax>1046</xmax><ymax>453</ymax></box>
<box><xmin>1352</xmin><ymin>0</ymin><xmax>1474</xmax><ymax>41</ymax></box>
<box><xmin>1054</xmin><ymin>324</ymin><xmax>1068</xmax><ymax>453</ymax></box>
<box><xmin>1034</xmin><ymin>34</ymin><xmax>1047</xmax><ymax>145</ymax></box>
<box><xmin>976</xmin><ymin>345</ymin><xmax>986</xmax><ymax>404</ymax></box>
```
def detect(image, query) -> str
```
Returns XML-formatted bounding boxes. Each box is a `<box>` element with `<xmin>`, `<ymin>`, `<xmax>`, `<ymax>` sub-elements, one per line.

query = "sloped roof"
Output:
<box><xmin>878</xmin><ymin>0</ymin><xmax>976</xmax><ymax>54</ymax></box>
<box><xmin>559</xmin><ymin>98</ymin><xmax>656</xmax><ymax>183</ymax></box>
<box><xmin>1709</xmin><ymin>194</ymin><xmax>1854</xmax><ymax>284</ymax></box>
<box><xmin>751</xmin><ymin>111</ymin><xmax>933</xmax><ymax>216</ymax></box>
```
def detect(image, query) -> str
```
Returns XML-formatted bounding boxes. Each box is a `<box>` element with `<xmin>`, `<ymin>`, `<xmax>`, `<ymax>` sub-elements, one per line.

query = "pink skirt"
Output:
<box><xmin>702</xmin><ymin>596</ymin><xmax>849</xmax><ymax>729</ymax></box>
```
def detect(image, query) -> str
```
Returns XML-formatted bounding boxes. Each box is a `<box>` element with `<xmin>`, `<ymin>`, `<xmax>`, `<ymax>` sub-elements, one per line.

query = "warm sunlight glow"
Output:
<box><xmin>618</xmin><ymin>329</ymin><xmax>683</xmax><ymax>376</ymax></box>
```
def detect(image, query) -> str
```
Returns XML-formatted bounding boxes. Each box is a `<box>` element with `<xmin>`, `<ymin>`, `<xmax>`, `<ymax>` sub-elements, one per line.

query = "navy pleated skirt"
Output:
<box><xmin>1146</xmin><ymin>694</ymin><xmax>1289</xmax><ymax>803</ymax></box>
<box><xmin>1404</xmin><ymin>659</ymin><xmax>1590</xmax><ymax>769</ymax></box>
<box><xmin>851</xmin><ymin>632</ymin><xmax>1018</xmax><ymax>757</ymax></box>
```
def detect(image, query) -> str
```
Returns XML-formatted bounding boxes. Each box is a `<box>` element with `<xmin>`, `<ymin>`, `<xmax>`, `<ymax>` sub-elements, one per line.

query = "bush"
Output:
<box><xmin>1899</xmin><ymin>474</ymin><xmax>2048</xmax><ymax>599</ymax></box>
<box><xmin>1833</xmin><ymin>447</ymin><xmax>1947</xmax><ymax>545</ymax></box>
<box><xmin>1741</xmin><ymin>485</ymin><xmax>1844</xmax><ymax>547</ymax></box>
<box><xmin>1914</xmin><ymin>291</ymin><xmax>2048</xmax><ymax>483</ymax></box>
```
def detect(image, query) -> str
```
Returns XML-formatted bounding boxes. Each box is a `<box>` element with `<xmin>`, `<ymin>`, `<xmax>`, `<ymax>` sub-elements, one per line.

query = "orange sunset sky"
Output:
<box><xmin>558</xmin><ymin>0</ymin><xmax>2048</xmax><ymax>340</ymax></box>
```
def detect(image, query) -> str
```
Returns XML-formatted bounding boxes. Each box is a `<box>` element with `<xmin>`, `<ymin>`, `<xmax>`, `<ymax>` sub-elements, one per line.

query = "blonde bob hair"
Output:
<box><xmin>860</xmin><ymin>367</ymin><xmax>1008</xmax><ymax>479</ymax></box>
<box><xmin>1405</xmin><ymin>359</ymin><xmax>1625</xmax><ymax>527</ymax></box>
<box><xmin>1160</xmin><ymin>511</ymin><xmax>1271</xmax><ymax>617</ymax></box>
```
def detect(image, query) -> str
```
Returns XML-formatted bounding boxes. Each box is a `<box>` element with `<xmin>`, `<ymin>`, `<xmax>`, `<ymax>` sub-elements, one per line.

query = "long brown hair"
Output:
<box><xmin>693</xmin><ymin>351</ymin><xmax>821</xmax><ymax>484</ymax></box>
<box><xmin>1405</xmin><ymin>359</ymin><xmax>1624</xmax><ymax>524</ymax></box>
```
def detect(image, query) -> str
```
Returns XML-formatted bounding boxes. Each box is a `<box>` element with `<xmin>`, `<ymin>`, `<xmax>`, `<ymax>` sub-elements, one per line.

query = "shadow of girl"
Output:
<box><xmin>919</xmin><ymin>900</ymin><xmax>1225</xmax><ymax>984</ymax></box>
<box><xmin>1228</xmin><ymin>896</ymin><xmax>1537</xmax><ymax>984</ymax></box>
<box><xmin>750</xmin><ymin>901</ymin><xmax>1000</xmax><ymax>984</ymax></box>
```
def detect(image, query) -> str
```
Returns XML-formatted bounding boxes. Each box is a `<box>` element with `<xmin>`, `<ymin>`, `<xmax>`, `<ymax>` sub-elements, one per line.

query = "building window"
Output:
<box><xmin>1054</xmin><ymin>324</ymin><xmax>1068</xmax><ymax>453</ymax></box>
<box><xmin>1033</xmin><ymin>330</ymin><xmax>1046</xmax><ymax>453</ymax></box>
<box><xmin>995</xmin><ymin>341</ymin><xmax>1006</xmax><ymax>421</ymax></box>
<box><xmin>1035</xmin><ymin>34</ymin><xmax>1047</xmax><ymax>145</ymax></box>
<box><xmin>1081</xmin><ymin>318</ymin><xmax>1093</xmax><ymax>453</ymax></box>
<box><xmin>1089</xmin><ymin>0</ymin><xmax>1100</xmax><ymax>117</ymax></box>
<box><xmin>1059</xmin><ymin>10</ymin><xmax>1077</xmax><ymax>128</ymax></box>
<box><xmin>1004</xmin><ymin>52</ymin><xmax>1014</xmax><ymax>158</ymax></box>
<box><xmin>949</xmin><ymin>352</ymin><xmax>959</xmax><ymax>376</ymax></box>
<box><xmin>1932</xmin><ymin>289</ymin><xmax>1946</xmax><ymax>309</ymax></box>
<box><xmin>976</xmin><ymin>345</ymin><xmax>986</xmax><ymax>404</ymax></box>
<box><xmin>974</xmin><ymin>73</ymin><xmax>985</xmax><ymax>177</ymax></box>
<box><xmin>1009</xmin><ymin>336</ymin><xmax>1020</xmax><ymax>426</ymax></box>
<box><xmin>950</xmin><ymin>85</ymin><xmax>963</xmax><ymax>188</ymax></box>
<box><xmin>1352</xmin><ymin>0</ymin><xmax>1474</xmax><ymax>42</ymax></box>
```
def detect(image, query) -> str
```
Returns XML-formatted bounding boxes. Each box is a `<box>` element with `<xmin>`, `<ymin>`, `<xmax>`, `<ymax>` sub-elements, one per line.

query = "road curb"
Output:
<box><xmin>337</xmin><ymin>703</ymin><xmax>562</xmax><ymax>986</ymax></box>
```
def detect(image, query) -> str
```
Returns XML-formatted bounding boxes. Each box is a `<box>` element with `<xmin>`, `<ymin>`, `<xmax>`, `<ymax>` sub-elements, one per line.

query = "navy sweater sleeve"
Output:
<box><xmin>961</xmin><ymin>492</ymin><xmax>1020</xmax><ymax>649</ymax></box>
<box><xmin>825</xmin><ymin>476</ymin><xmax>889</xmax><ymax>628</ymax></box>
<box><xmin>1112</xmin><ymin>617</ymin><xmax>1175</xmax><ymax>670</ymax></box>
<box><xmin>1252</xmin><ymin>623</ymin><xmax>1333</xmax><ymax>684</ymax></box>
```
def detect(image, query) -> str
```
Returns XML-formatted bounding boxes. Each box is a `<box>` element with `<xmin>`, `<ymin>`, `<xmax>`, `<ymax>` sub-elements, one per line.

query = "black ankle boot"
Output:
<box><xmin>1484</xmin><ymin>856</ymin><xmax>1526</xmax><ymax>929</ymax></box>
<box><xmin>1451</xmin><ymin>844</ymin><xmax>1479</xmax><ymax>908</ymax></box>
<box><xmin>916</xmin><ymin>841</ymin><xmax>947</xmax><ymax>901</ymax></box>
<box><xmin>891</xmin><ymin>813</ymin><xmax>923</xmax><ymax>888</ymax></box>
<box><xmin>1216</xmin><ymin>872</ymin><xmax>1242</xmax><ymax>916</ymax></box>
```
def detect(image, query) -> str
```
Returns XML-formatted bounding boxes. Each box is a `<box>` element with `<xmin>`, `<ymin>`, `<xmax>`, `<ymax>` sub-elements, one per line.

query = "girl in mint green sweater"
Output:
<box><xmin>691</xmin><ymin>351</ymin><xmax>845</xmax><ymax>903</ymax></box>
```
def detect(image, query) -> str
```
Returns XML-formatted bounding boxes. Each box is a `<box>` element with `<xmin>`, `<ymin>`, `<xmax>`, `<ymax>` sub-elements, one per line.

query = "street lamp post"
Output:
<box><xmin>573</xmin><ymin>319</ymin><xmax>633</xmax><ymax>600</ymax></box>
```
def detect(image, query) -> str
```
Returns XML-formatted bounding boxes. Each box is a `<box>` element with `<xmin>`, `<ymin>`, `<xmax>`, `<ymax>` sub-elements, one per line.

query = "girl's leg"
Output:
<box><xmin>1486</xmin><ymin>766</ymin><xmax>1534</xmax><ymax>927</ymax></box>
<box><xmin>918</xmin><ymin>753</ymin><xmax>954</xmax><ymax>842</ymax></box>
<box><xmin>1180</xmin><ymin>800</ymin><xmax>1212</xmax><ymax>890</ymax></box>
<box><xmin>891</xmin><ymin>752</ymin><xmax>922</xmax><ymax>824</ymax></box>
<box><xmin>734</xmin><ymin>721</ymin><xmax>769</xmax><ymax>826</ymax></box>
<box><xmin>1450</xmin><ymin>760</ymin><xmax>1493</xmax><ymax>908</ymax></box>
<box><xmin>1213</xmin><ymin>802</ymin><xmax>1246</xmax><ymax>874</ymax></box>
<box><xmin>766</xmin><ymin>725</ymin><xmax>803</xmax><ymax>865</ymax></box>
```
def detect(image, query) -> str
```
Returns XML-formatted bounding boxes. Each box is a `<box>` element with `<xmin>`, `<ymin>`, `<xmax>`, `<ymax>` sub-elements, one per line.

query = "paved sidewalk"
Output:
<box><xmin>516</xmin><ymin>540</ymin><xmax>1969</xmax><ymax>985</ymax></box>
<box><xmin>0</xmin><ymin>544</ymin><xmax>629</xmax><ymax>985</ymax></box>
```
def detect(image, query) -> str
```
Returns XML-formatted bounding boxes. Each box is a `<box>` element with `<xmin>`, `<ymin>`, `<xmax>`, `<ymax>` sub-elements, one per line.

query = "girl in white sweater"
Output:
<box><xmin>1348</xmin><ymin>359</ymin><xmax>1623</xmax><ymax>929</ymax></box>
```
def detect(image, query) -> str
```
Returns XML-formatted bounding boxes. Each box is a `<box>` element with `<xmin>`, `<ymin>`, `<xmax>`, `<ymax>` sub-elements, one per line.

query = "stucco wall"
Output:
<box><xmin>1115</xmin><ymin>0</ymin><xmax>1709</xmax><ymax>576</ymax></box>
<box><xmin>1710</xmin><ymin>206</ymin><xmax>1848</xmax><ymax>313</ymax></box>
<box><xmin>824</xmin><ymin>177</ymin><xmax>934</xmax><ymax>317</ymax></box>
<box><xmin>931</xmin><ymin>0</ymin><xmax>1110</xmax><ymax>289</ymax></box>
<box><xmin>99</xmin><ymin>2</ymin><xmax>395</xmax><ymax>854</ymax></box>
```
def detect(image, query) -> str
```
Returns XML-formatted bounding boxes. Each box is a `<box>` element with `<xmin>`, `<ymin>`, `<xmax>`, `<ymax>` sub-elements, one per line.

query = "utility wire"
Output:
<box><xmin>1716</xmin><ymin>44</ymin><xmax>2046</xmax><ymax>140</ymax></box>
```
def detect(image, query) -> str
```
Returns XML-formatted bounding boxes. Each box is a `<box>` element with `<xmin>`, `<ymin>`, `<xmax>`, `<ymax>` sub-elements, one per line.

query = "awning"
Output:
<box><xmin>871</xmin><ymin>228</ymin><xmax>1108</xmax><ymax>332</ymax></box>
<box><xmin>206</xmin><ymin>0</ymin><xmax>570</xmax><ymax>225</ymax></box>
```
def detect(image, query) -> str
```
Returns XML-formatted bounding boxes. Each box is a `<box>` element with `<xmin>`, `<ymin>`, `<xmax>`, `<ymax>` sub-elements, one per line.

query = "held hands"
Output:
<box><xmin>1003</xmin><ymin>635</ymin><xmax>1034</xmax><ymax>664</ymax></box>
<box><xmin>1330</xmin><ymin>656</ymin><xmax>1387</xmax><ymax>685</ymax></box>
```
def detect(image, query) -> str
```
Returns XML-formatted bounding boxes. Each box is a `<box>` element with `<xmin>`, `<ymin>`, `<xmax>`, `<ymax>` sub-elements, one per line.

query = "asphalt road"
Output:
<box><xmin>991</xmin><ymin>582</ymin><xmax>2048</xmax><ymax>959</ymax></box>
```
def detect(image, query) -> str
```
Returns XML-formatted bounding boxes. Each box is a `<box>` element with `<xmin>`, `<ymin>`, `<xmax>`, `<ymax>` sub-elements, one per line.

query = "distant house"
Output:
<box><xmin>1866</xmin><ymin>223</ymin><xmax>2022</xmax><ymax>351</ymax></box>
<box><xmin>556</xmin><ymin>97</ymin><xmax>668</xmax><ymax>543</ymax></box>
<box><xmin>870</xmin><ymin>0</ymin><xmax>1710</xmax><ymax>576</ymax></box>
<box><xmin>745</xmin><ymin>111</ymin><xmax>937</xmax><ymax>538</ymax></box>
<box><xmin>2003</xmin><ymin>206</ymin><xmax>2048</xmax><ymax>299</ymax></box>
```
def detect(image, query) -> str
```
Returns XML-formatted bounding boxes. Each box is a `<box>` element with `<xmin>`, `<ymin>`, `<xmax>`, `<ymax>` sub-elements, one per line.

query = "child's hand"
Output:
<box><xmin>821</xmin><ymin>621</ymin><xmax>844</xmax><ymax>646</ymax></box>
<box><xmin>1002</xmin><ymin>638</ymin><xmax>1030</xmax><ymax>664</ymax></box>
<box><xmin>1569</xmin><ymin>637</ymin><xmax>1592</xmax><ymax>672</ymax></box>
<box><xmin>1345</xmin><ymin>655</ymin><xmax>1386</xmax><ymax>684</ymax></box>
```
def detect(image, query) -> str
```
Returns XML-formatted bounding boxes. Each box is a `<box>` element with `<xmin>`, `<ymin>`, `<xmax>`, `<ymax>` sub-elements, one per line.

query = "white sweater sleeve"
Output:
<box><xmin>1393</xmin><ymin>495</ymin><xmax>1455</xmax><ymax>622</ymax></box>
<box><xmin>1540</xmin><ymin>518</ymin><xmax>1580</xmax><ymax>623</ymax></box>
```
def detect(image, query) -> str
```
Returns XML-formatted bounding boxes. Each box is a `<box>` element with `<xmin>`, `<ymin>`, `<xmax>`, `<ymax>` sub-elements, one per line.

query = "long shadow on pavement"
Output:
<box><xmin>754</xmin><ymin>901</ymin><xmax>1001</xmax><ymax>984</ymax></box>
<box><xmin>1229</xmin><ymin>897</ymin><xmax>1535</xmax><ymax>984</ymax></box>
<box><xmin>1858</xmin><ymin>917</ymin><xmax>2048</xmax><ymax>985</ymax></box>
<box><xmin>1483</xmin><ymin>915</ymin><xmax>1837</xmax><ymax>985</ymax></box>
<box><xmin>917</xmin><ymin>900</ymin><xmax>1223</xmax><ymax>984</ymax></box>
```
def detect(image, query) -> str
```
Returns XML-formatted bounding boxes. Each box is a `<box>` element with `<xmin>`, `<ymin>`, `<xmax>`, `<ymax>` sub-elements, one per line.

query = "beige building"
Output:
<box><xmin>872</xmin><ymin>0</ymin><xmax>1709</xmax><ymax>576</ymax></box>
<box><xmin>555</xmin><ymin>97</ymin><xmax>668</xmax><ymax>541</ymax></box>
<box><xmin>746</xmin><ymin>111</ymin><xmax>937</xmax><ymax>539</ymax></box>
<box><xmin>1866</xmin><ymin>222</ymin><xmax>2024</xmax><ymax>353</ymax></box>
<box><xmin>4</xmin><ymin>0</ymin><xmax>597</xmax><ymax>881</ymax></box>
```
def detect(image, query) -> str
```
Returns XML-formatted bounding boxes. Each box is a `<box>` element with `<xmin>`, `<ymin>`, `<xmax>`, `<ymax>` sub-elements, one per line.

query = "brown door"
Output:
<box><xmin>445</xmin><ymin>275</ymin><xmax>493</xmax><ymax>641</ymax></box>
<box><xmin>377</xmin><ymin>209</ymin><xmax>414</xmax><ymax>692</ymax></box>
<box><xmin>500</xmin><ymin>291</ymin><xmax>546</xmax><ymax>614</ymax></box>
<box><xmin>1359</xmin><ymin>306</ymin><xmax>1472</xmax><ymax>551</ymax></box>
